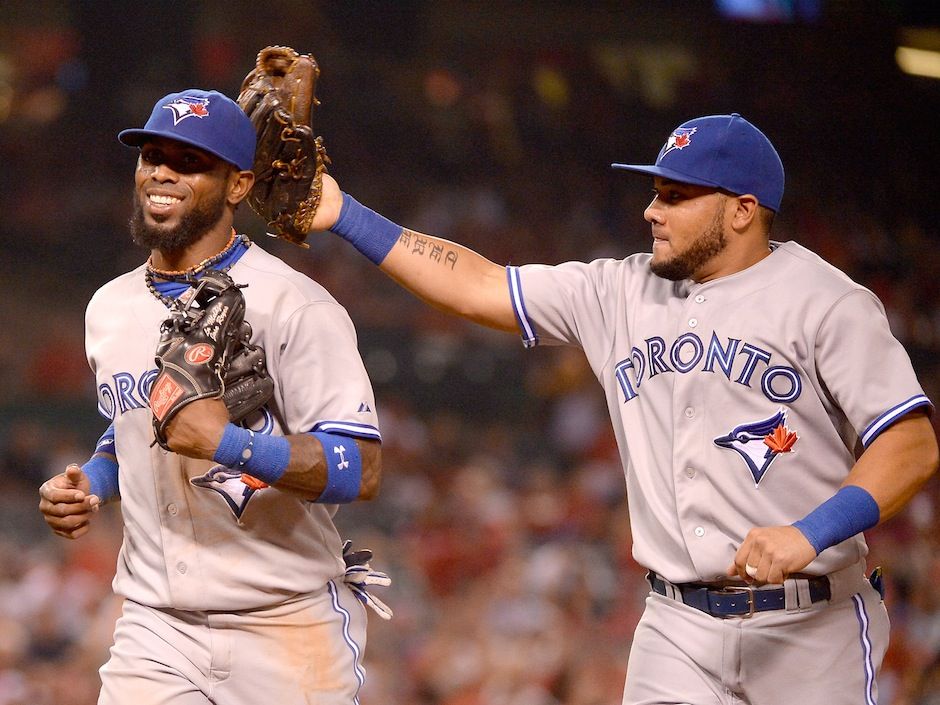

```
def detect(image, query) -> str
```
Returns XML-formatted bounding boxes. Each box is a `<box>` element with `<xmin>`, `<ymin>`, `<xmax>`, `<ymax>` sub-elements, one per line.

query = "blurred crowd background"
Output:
<box><xmin>2</xmin><ymin>1</ymin><xmax>940</xmax><ymax>704</ymax></box>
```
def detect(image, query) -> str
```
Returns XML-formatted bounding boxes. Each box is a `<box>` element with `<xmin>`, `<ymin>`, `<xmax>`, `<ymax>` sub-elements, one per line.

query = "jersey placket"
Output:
<box><xmin>153</xmin><ymin>446</ymin><xmax>202</xmax><ymax>607</ymax></box>
<box><xmin>670</xmin><ymin>284</ymin><xmax>724</xmax><ymax>578</ymax></box>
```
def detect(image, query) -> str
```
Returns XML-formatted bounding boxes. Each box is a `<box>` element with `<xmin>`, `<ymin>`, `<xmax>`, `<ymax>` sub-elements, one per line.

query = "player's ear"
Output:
<box><xmin>729</xmin><ymin>194</ymin><xmax>760</xmax><ymax>232</ymax></box>
<box><xmin>227</xmin><ymin>169</ymin><xmax>255</xmax><ymax>206</ymax></box>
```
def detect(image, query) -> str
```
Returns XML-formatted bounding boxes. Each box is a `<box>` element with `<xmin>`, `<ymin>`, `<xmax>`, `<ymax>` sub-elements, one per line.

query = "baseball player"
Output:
<box><xmin>305</xmin><ymin>113</ymin><xmax>938</xmax><ymax>704</ymax></box>
<box><xmin>37</xmin><ymin>89</ymin><xmax>388</xmax><ymax>705</ymax></box>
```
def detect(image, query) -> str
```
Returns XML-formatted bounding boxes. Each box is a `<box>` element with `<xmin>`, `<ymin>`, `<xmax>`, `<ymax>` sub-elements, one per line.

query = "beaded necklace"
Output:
<box><xmin>144</xmin><ymin>231</ymin><xmax>251</xmax><ymax>307</ymax></box>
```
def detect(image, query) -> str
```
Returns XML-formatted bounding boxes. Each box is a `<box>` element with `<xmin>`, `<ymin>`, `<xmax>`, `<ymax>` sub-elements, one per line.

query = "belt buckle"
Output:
<box><xmin>722</xmin><ymin>585</ymin><xmax>756</xmax><ymax>618</ymax></box>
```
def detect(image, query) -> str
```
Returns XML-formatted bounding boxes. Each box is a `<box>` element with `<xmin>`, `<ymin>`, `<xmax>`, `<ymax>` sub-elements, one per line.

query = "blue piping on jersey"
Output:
<box><xmin>861</xmin><ymin>394</ymin><xmax>932</xmax><ymax>447</ymax></box>
<box><xmin>506</xmin><ymin>266</ymin><xmax>538</xmax><ymax>348</ymax></box>
<box><xmin>310</xmin><ymin>420</ymin><xmax>382</xmax><ymax>442</ymax></box>
<box><xmin>852</xmin><ymin>593</ymin><xmax>877</xmax><ymax>705</ymax></box>
<box><xmin>327</xmin><ymin>580</ymin><xmax>366</xmax><ymax>704</ymax></box>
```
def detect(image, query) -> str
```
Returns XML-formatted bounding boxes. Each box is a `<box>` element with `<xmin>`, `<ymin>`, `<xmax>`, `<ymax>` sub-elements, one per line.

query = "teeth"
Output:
<box><xmin>149</xmin><ymin>194</ymin><xmax>181</xmax><ymax>205</ymax></box>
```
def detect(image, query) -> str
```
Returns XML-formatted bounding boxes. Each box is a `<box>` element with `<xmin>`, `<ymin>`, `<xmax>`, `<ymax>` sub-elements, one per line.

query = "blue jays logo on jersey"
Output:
<box><xmin>714</xmin><ymin>409</ymin><xmax>798</xmax><ymax>486</ymax></box>
<box><xmin>163</xmin><ymin>96</ymin><xmax>210</xmax><ymax>125</ymax></box>
<box><xmin>190</xmin><ymin>466</ymin><xmax>267</xmax><ymax>520</ymax></box>
<box><xmin>189</xmin><ymin>408</ymin><xmax>276</xmax><ymax>520</ymax></box>
<box><xmin>661</xmin><ymin>126</ymin><xmax>697</xmax><ymax>157</ymax></box>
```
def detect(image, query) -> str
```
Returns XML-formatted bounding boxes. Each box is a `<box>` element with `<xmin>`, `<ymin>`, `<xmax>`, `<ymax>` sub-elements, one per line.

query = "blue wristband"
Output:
<box><xmin>83</xmin><ymin>454</ymin><xmax>120</xmax><ymax>503</ymax></box>
<box><xmin>330</xmin><ymin>193</ymin><xmax>403</xmax><ymax>265</ymax></box>
<box><xmin>213</xmin><ymin>423</ymin><xmax>291</xmax><ymax>486</ymax></box>
<box><xmin>792</xmin><ymin>485</ymin><xmax>881</xmax><ymax>555</ymax></box>
<box><xmin>311</xmin><ymin>432</ymin><xmax>362</xmax><ymax>504</ymax></box>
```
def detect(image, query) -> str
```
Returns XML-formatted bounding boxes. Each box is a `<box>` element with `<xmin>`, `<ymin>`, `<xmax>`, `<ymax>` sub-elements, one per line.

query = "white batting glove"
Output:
<box><xmin>342</xmin><ymin>540</ymin><xmax>394</xmax><ymax>620</ymax></box>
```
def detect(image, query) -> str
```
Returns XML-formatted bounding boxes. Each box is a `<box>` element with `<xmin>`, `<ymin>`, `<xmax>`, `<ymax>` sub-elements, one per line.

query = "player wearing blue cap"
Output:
<box><xmin>38</xmin><ymin>89</ymin><xmax>391</xmax><ymax>705</ymax></box>
<box><xmin>306</xmin><ymin>113</ymin><xmax>938</xmax><ymax>704</ymax></box>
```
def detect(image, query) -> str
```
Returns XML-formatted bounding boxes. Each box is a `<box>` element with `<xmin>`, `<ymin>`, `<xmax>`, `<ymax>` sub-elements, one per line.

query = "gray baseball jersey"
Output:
<box><xmin>85</xmin><ymin>242</ymin><xmax>381</xmax><ymax>611</ymax></box>
<box><xmin>508</xmin><ymin>240</ymin><xmax>931</xmax><ymax>584</ymax></box>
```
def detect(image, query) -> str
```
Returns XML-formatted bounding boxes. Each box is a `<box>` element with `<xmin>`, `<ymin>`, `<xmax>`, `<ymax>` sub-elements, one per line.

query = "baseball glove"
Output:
<box><xmin>237</xmin><ymin>45</ymin><xmax>330</xmax><ymax>247</ymax></box>
<box><xmin>149</xmin><ymin>270</ymin><xmax>274</xmax><ymax>451</ymax></box>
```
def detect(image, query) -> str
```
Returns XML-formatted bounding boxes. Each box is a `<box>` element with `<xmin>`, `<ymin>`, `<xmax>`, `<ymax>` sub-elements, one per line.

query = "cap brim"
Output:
<box><xmin>117</xmin><ymin>128</ymin><xmax>239</xmax><ymax>168</ymax></box>
<box><xmin>610</xmin><ymin>163</ymin><xmax>722</xmax><ymax>189</ymax></box>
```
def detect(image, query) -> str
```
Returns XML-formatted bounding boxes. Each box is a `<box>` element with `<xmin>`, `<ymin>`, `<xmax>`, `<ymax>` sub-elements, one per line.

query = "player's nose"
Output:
<box><xmin>644</xmin><ymin>198</ymin><xmax>663</xmax><ymax>224</ymax></box>
<box><xmin>150</xmin><ymin>162</ymin><xmax>181</xmax><ymax>183</ymax></box>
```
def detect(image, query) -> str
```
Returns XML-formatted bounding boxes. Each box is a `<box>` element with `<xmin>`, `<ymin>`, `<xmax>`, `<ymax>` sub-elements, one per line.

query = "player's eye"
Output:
<box><xmin>141</xmin><ymin>149</ymin><xmax>163</xmax><ymax>165</ymax></box>
<box><xmin>177</xmin><ymin>152</ymin><xmax>214</xmax><ymax>173</ymax></box>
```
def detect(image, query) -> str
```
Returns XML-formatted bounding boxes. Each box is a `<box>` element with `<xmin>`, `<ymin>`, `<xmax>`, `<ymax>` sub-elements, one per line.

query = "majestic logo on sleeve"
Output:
<box><xmin>714</xmin><ymin>409</ymin><xmax>798</xmax><ymax>486</ymax></box>
<box><xmin>661</xmin><ymin>126</ymin><xmax>697</xmax><ymax>157</ymax></box>
<box><xmin>163</xmin><ymin>96</ymin><xmax>210</xmax><ymax>125</ymax></box>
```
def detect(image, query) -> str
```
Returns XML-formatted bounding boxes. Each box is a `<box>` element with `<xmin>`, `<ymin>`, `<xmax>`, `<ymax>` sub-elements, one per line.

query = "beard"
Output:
<box><xmin>650</xmin><ymin>205</ymin><xmax>727</xmax><ymax>281</ymax></box>
<box><xmin>129</xmin><ymin>189</ymin><xmax>228</xmax><ymax>253</ymax></box>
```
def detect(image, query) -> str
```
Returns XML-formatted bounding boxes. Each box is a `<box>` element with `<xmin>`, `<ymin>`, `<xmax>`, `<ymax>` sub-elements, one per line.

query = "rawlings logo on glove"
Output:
<box><xmin>149</xmin><ymin>269</ymin><xmax>274</xmax><ymax>450</ymax></box>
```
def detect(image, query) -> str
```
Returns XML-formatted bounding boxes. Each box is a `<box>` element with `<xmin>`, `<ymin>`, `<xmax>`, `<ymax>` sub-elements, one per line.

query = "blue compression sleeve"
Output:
<box><xmin>83</xmin><ymin>455</ymin><xmax>119</xmax><ymax>502</ymax></box>
<box><xmin>330</xmin><ymin>193</ymin><xmax>403</xmax><ymax>265</ymax></box>
<box><xmin>84</xmin><ymin>425</ymin><xmax>119</xmax><ymax>501</ymax></box>
<box><xmin>792</xmin><ymin>485</ymin><xmax>881</xmax><ymax>554</ymax></box>
<box><xmin>310</xmin><ymin>431</ymin><xmax>362</xmax><ymax>504</ymax></box>
<box><xmin>213</xmin><ymin>423</ymin><xmax>291</xmax><ymax>485</ymax></box>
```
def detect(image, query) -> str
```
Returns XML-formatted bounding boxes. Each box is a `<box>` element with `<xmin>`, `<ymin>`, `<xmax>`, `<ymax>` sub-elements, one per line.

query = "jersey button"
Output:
<box><xmin>684</xmin><ymin>407</ymin><xmax>695</xmax><ymax>418</ymax></box>
<box><xmin>688</xmin><ymin>318</ymin><xmax>698</xmax><ymax>328</ymax></box>
<box><xmin>177</xmin><ymin>562</ymin><xmax>187</xmax><ymax>574</ymax></box>
<box><xmin>694</xmin><ymin>295</ymin><xmax>706</xmax><ymax>303</ymax></box>
<box><xmin>685</xmin><ymin>467</ymin><xmax>696</xmax><ymax>478</ymax></box>
<box><xmin>167</xmin><ymin>504</ymin><xmax>178</xmax><ymax>516</ymax></box>
<box><xmin>694</xmin><ymin>526</ymin><xmax>705</xmax><ymax>537</ymax></box>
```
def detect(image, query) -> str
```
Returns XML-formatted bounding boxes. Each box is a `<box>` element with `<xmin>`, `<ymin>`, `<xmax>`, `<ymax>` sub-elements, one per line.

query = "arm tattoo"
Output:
<box><xmin>400</xmin><ymin>229</ymin><xmax>459</xmax><ymax>270</ymax></box>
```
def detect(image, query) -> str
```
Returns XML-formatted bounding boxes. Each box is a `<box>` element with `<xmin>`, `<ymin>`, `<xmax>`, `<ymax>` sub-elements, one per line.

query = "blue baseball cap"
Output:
<box><xmin>612</xmin><ymin>113</ymin><xmax>784</xmax><ymax>212</ymax></box>
<box><xmin>118</xmin><ymin>89</ymin><xmax>256</xmax><ymax>171</ymax></box>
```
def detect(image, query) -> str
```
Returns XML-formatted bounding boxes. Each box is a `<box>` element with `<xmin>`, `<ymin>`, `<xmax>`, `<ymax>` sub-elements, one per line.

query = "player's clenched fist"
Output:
<box><xmin>39</xmin><ymin>464</ymin><xmax>100</xmax><ymax>540</ymax></box>
<box><xmin>727</xmin><ymin>525</ymin><xmax>818</xmax><ymax>586</ymax></box>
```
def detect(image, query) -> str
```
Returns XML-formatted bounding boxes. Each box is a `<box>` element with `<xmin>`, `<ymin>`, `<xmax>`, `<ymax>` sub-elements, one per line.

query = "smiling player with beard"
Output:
<box><xmin>37</xmin><ymin>89</ymin><xmax>390</xmax><ymax>705</ymax></box>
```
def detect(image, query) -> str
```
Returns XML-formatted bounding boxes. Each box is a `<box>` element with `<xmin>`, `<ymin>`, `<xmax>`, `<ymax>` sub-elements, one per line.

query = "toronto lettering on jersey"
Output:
<box><xmin>97</xmin><ymin>368</ymin><xmax>274</xmax><ymax>435</ymax></box>
<box><xmin>613</xmin><ymin>331</ymin><xmax>802</xmax><ymax>404</ymax></box>
<box><xmin>98</xmin><ymin>369</ymin><xmax>160</xmax><ymax>418</ymax></box>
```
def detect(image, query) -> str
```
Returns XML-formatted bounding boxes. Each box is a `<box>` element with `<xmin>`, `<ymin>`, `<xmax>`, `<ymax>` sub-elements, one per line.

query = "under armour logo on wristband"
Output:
<box><xmin>334</xmin><ymin>445</ymin><xmax>350</xmax><ymax>470</ymax></box>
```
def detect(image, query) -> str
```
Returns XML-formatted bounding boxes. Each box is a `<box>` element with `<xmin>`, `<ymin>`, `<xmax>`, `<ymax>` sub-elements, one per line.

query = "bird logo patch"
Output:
<box><xmin>163</xmin><ymin>96</ymin><xmax>211</xmax><ymax>125</ymax></box>
<box><xmin>714</xmin><ymin>409</ymin><xmax>798</xmax><ymax>486</ymax></box>
<box><xmin>191</xmin><ymin>465</ymin><xmax>267</xmax><ymax>520</ymax></box>
<box><xmin>661</xmin><ymin>126</ymin><xmax>697</xmax><ymax>157</ymax></box>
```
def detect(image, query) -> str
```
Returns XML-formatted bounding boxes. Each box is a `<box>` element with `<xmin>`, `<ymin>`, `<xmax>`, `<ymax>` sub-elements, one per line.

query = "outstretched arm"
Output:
<box><xmin>312</xmin><ymin>175</ymin><xmax>518</xmax><ymax>332</ymax></box>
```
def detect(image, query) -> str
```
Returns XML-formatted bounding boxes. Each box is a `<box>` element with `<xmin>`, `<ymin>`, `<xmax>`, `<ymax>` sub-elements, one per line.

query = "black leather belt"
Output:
<box><xmin>648</xmin><ymin>572</ymin><xmax>831</xmax><ymax>618</ymax></box>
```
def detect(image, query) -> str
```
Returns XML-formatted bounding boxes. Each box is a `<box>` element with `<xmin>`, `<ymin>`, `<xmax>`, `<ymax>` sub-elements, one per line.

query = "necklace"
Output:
<box><xmin>144</xmin><ymin>231</ymin><xmax>251</xmax><ymax>307</ymax></box>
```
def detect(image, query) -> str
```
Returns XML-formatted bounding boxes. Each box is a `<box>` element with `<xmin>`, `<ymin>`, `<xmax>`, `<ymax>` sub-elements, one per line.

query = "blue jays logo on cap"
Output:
<box><xmin>163</xmin><ymin>96</ymin><xmax>210</xmax><ymax>125</ymax></box>
<box><xmin>611</xmin><ymin>113</ymin><xmax>785</xmax><ymax>212</ymax></box>
<box><xmin>118</xmin><ymin>89</ymin><xmax>256</xmax><ymax>171</ymax></box>
<box><xmin>661</xmin><ymin>126</ymin><xmax>697</xmax><ymax>157</ymax></box>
